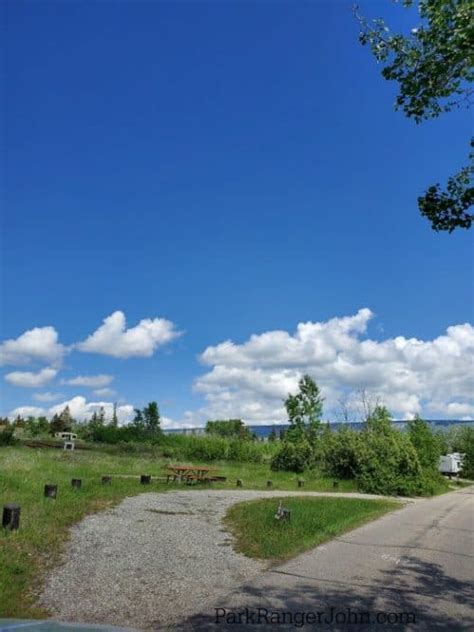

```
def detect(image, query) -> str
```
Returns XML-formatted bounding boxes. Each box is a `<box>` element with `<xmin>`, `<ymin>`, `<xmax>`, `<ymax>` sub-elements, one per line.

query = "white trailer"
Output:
<box><xmin>438</xmin><ymin>453</ymin><xmax>464</xmax><ymax>476</ymax></box>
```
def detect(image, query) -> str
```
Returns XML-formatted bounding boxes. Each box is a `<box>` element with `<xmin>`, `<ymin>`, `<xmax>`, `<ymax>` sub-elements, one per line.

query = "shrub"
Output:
<box><xmin>0</xmin><ymin>426</ymin><xmax>18</xmax><ymax>446</ymax></box>
<box><xmin>459</xmin><ymin>427</ymin><xmax>474</xmax><ymax>479</ymax></box>
<box><xmin>407</xmin><ymin>416</ymin><xmax>442</xmax><ymax>471</ymax></box>
<box><xmin>270</xmin><ymin>440</ymin><xmax>313</xmax><ymax>472</ymax></box>
<box><xmin>322</xmin><ymin>428</ymin><xmax>363</xmax><ymax>479</ymax></box>
<box><xmin>355</xmin><ymin>431</ymin><xmax>423</xmax><ymax>496</ymax></box>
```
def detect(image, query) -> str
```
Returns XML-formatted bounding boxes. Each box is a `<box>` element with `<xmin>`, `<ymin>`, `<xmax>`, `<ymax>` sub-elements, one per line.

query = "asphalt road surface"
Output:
<box><xmin>180</xmin><ymin>486</ymin><xmax>474</xmax><ymax>631</ymax></box>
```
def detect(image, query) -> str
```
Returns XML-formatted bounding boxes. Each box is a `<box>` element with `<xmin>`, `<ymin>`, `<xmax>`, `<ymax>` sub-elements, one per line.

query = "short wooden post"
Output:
<box><xmin>267</xmin><ymin>480</ymin><xmax>273</xmax><ymax>488</ymax></box>
<box><xmin>2</xmin><ymin>504</ymin><xmax>21</xmax><ymax>530</ymax></box>
<box><xmin>298</xmin><ymin>479</ymin><xmax>305</xmax><ymax>488</ymax></box>
<box><xmin>44</xmin><ymin>484</ymin><xmax>57</xmax><ymax>498</ymax></box>
<box><xmin>101</xmin><ymin>476</ymin><xmax>112</xmax><ymax>485</ymax></box>
<box><xmin>333</xmin><ymin>480</ymin><xmax>339</xmax><ymax>489</ymax></box>
<box><xmin>71</xmin><ymin>478</ymin><xmax>82</xmax><ymax>489</ymax></box>
<box><xmin>140</xmin><ymin>475</ymin><xmax>151</xmax><ymax>485</ymax></box>
<box><xmin>236</xmin><ymin>479</ymin><xmax>243</xmax><ymax>487</ymax></box>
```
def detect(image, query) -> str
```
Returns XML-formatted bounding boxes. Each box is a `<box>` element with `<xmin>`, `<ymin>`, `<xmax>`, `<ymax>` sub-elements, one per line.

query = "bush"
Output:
<box><xmin>270</xmin><ymin>440</ymin><xmax>313</xmax><ymax>472</ymax></box>
<box><xmin>407</xmin><ymin>416</ymin><xmax>442</xmax><ymax>472</ymax></box>
<box><xmin>459</xmin><ymin>427</ymin><xmax>474</xmax><ymax>479</ymax></box>
<box><xmin>321</xmin><ymin>416</ymin><xmax>442</xmax><ymax>497</ymax></box>
<box><xmin>0</xmin><ymin>426</ymin><xmax>18</xmax><ymax>446</ymax></box>
<box><xmin>355</xmin><ymin>431</ymin><xmax>424</xmax><ymax>496</ymax></box>
<box><xmin>322</xmin><ymin>428</ymin><xmax>362</xmax><ymax>479</ymax></box>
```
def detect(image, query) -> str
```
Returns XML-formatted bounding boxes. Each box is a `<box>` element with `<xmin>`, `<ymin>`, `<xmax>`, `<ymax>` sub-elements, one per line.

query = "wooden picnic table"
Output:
<box><xmin>166</xmin><ymin>464</ymin><xmax>220</xmax><ymax>483</ymax></box>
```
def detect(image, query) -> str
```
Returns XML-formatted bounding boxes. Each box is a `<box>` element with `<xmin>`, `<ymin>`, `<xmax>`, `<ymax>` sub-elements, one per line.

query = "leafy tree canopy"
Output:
<box><xmin>285</xmin><ymin>374</ymin><xmax>324</xmax><ymax>443</ymax></box>
<box><xmin>356</xmin><ymin>0</ymin><xmax>473</xmax><ymax>232</ymax></box>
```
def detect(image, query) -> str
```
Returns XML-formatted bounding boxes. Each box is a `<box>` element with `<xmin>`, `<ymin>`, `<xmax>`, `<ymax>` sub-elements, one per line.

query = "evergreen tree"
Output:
<box><xmin>132</xmin><ymin>408</ymin><xmax>144</xmax><ymax>425</ymax></box>
<box><xmin>58</xmin><ymin>405</ymin><xmax>74</xmax><ymax>431</ymax></box>
<box><xmin>13</xmin><ymin>415</ymin><xmax>26</xmax><ymax>428</ymax></box>
<box><xmin>111</xmin><ymin>402</ymin><xmax>118</xmax><ymax>427</ymax></box>
<box><xmin>98</xmin><ymin>406</ymin><xmax>106</xmax><ymax>425</ymax></box>
<box><xmin>50</xmin><ymin>413</ymin><xmax>65</xmax><ymax>434</ymax></box>
<box><xmin>143</xmin><ymin>401</ymin><xmax>161</xmax><ymax>437</ymax></box>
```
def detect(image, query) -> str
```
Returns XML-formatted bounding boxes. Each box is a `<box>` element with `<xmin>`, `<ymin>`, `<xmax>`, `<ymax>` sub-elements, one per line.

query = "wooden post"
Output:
<box><xmin>333</xmin><ymin>481</ymin><xmax>339</xmax><ymax>489</ymax></box>
<box><xmin>267</xmin><ymin>480</ymin><xmax>273</xmax><ymax>488</ymax></box>
<box><xmin>298</xmin><ymin>479</ymin><xmax>305</xmax><ymax>488</ymax></box>
<box><xmin>140</xmin><ymin>475</ymin><xmax>151</xmax><ymax>485</ymax></box>
<box><xmin>2</xmin><ymin>504</ymin><xmax>21</xmax><ymax>530</ymax></box>
<box><xmin>101</xmin><ymin>476</ymin><xmax>112</xmax><ymax>485</ymax></box>
<box><xmin>71</xmin><ymin>478</ymin><xmax>82</xmax><ymax>489</ymax></box>
<box><xmin>44</xmin><ymin>484</ymin><xmax>57</xmax><ymax>498</ymax></box>
<box><xmin>236</xmin><ymin>479</ymin><xmax>243</xmax><ymax>487</ymax></box>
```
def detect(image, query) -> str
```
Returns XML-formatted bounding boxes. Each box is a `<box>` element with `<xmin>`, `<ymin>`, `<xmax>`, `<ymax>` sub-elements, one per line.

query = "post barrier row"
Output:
<box><xmin>2</xmin><ymin>474</ymin><xmax>155</xmax><ymax>530</ymax></box>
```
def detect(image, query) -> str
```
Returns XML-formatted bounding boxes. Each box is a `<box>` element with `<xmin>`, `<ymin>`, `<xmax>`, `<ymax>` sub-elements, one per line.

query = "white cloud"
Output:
<box><xmin>47</xmin><ymin>396</ymin><xmax>134</xmax><ymax>424</ymax></box>
<box><xmin>9</xmin><ymin>406</ymin><xmax>46</xmax><ymax>418</ymax></box>
<box><xmin>195</xmin><ymin>309</ymin><xmax>474</xmax><ymax>423</ymax></box>
<box><xmin>8</xmin><ymin>394</ymin><xmax>174</xmax><ymax>427</ymax></box>
<box><xmin>62</xmin><ymin>374</ymin><xmax>114</xmax><ymax>388</ymax></box>
<box><xmin>33</xmin><ymin>392</ymin><xmax>63</xmax><ymax>402</ymax></box>
<box><xmin>0</xmin><ymin>327</ymin><xmax>66</xmax><ymax>367</ymax></box>
<box><xmin>9</xmin><ymin>396</ymin><xmax>134</xmax><ymax>424</ymax></box>
<box><xmin>93</xmin><ymin>388</ymin><xmax>116</xmax><ymax>397</ymax></box>
<box><xmin>4</xmin><ymin>368</ymin><xmax>58</xmax><ymax>388</ymax></box>
<box><xmin>76</xmin><ymin>311</ymin><xmax>182</xmax><ymax>358</ymax></box>
<box><xmin>8</xmin><ymin>396</ymin><xmax>134</xmax><ymax>425</ymax></box>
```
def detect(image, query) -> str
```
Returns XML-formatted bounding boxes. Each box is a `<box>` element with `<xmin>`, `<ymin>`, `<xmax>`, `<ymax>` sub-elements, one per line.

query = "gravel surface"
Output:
<box><xmin>40</xmin><ymin>490</ymin><xmax>406</xmax><ymax>630</ymax></box>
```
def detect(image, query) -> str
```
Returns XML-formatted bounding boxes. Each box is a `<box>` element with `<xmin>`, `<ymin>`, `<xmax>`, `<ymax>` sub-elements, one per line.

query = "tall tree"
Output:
<box><xmin>407</xmin><ymin>415</ymin><xmax>442</xmax><ymax>470</ymax></box>
<box><xmin>58</xmin><ymin>405</ymin><xmax>74</xmax><ymax>430</ymax></box>
<box><xmin>143</xmin><ymin>401</ymin><xmax>161</xmax><ymax>436</ymax></box>
<box><xmin>111</xmin><ymin>402</ymin><xmax>118</xmax><ymax>427</ymax></box>
<box><xmin>50</xmin><ymin>411</ymin><xmax>68</xmax><ymax>434</ymax></box>
<box><xmin>285</xmin><ymin>374</ymin><xmax>324</xmax><ymax>443</ymax></box>
<box><xmin>356</xmin><ymin>0</ymin><xmax>473</xmax><ymax>232</ymax></box>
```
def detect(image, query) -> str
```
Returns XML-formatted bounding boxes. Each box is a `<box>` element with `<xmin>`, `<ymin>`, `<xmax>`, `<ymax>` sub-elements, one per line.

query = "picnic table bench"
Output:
<box><xmin>166</xmin><ymin>465</ymin><xmax>223</xmax><ymax>484</ymax></box>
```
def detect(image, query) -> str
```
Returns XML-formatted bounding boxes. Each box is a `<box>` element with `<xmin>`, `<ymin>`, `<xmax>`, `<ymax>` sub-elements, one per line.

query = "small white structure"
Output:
<box><xmin>63</xmin><ymin>441</ymin><xmax>75</xmax><ymax>451</ymax></box>
<box><xmin>438</xmin><ymin>453</ymin><xmax>464</xmax><ymax>475</ymax></box>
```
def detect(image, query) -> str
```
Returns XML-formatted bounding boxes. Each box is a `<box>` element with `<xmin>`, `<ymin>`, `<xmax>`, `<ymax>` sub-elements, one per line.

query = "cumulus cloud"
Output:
<box><xmin>9</xmin><ymin>406</ymin><xmax>46</xmax><ymax>418</ymax></box>
<box><xmin>8</xmin><ymin>396</ymin><xmax>135</xmax><ymax>425</ymax></box>
<box><xmin>48</xmin><ymin>396</ymin><xmax>134</xmax><ymax>424</ymax></box>
<box><xmin>62</xmin><ymin>374</ymin><xmax>114</xmax><ymax>388</ymax></box>
<box><xmin>33</xmin><ymin>392</ymin><xmax>63</xmax><ymax>402</ymax></box>
<box><xmin>93</xmin><ymin>388</ymin><xmax>116</xmax><ymax>397</ymax></box>
<box><xmin>195</xmin><ymin>309</ymin><xmax>474</xmax><ymax>423</ymax></box>
<box><xmin>76</xmin><ymin>311</ymin><xmax>182</xmax><ymax>358</ymax></box>
<box><xmin>4</xmin><ymin>368</ymin><xmax>57</xmax><ymax>388</ymax></box>
<box><xmin>0</xmin><ymin>327</ymin><xmax>66</xmax><ymax>366</ymax></box>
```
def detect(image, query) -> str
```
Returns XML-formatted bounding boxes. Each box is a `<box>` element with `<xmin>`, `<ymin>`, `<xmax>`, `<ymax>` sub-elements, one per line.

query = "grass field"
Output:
<box><xmin>0</xmin><ymin>446</ymin><xmax>361</xmax><ymax>618</ymax></box>
<box><xmin>225</xmin><ymin>496</ymin><xmax>400</xmax><ymax>561</ymax></box>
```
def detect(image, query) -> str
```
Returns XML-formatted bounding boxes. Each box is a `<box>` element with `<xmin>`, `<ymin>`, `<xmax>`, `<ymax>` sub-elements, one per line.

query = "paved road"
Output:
<box><xmin>180</xmin><ymin>487</ymin><xmax>474</xmax><ymax>631</ymax></box>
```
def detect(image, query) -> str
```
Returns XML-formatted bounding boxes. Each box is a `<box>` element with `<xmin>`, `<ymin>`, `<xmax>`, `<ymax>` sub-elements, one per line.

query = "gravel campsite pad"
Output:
<box><xmin>39</xmin><ymin>489</ymin><xmax>393</xmax><ymax>630</ymax></box>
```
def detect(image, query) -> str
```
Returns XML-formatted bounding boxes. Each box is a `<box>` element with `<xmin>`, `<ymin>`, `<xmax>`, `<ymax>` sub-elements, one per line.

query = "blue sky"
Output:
<box><xmin>2</xmin><ymin>0</ymin><xmax>473</xmax><ymax>426</ymax></box>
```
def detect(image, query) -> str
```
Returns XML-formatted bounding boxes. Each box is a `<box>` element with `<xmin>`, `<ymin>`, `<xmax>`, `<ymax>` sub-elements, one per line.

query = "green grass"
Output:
<box><xmin>225</xmin><ymin>496</ymin><xmax>400</xmax><ymax>561</ymax></box>
<box><xmin>0</xmin><ymin>447</ymin><xmax>172</xmax><ymax>617</ymax></box>
<box><xmin>0</xmin><ymin>446</ymin><xmax>361</xmax><ymax>618</ymax></box>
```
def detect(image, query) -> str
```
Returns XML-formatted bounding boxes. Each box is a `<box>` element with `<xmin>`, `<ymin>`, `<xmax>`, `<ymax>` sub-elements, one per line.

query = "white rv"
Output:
<box><xmin>438</xmin><ymin>453</ymin><xmax>464</xmax><ymax>476</ymax></box>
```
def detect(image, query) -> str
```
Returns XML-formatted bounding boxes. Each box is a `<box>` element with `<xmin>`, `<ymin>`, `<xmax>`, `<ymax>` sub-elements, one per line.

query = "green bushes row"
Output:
<box><xmin>160</xmin><ymin>434</ymin><xmax>278</xmax><ymax>463</ymax></box>
<box><xmin>271</xmin><ymin>409</ymin><xmax>448</xmax><ymax>496</ymax></box>
<box><xmin>88</xmin><ymin>432</ymin><xmax>278</xmax><ymax>463</ymax></box>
